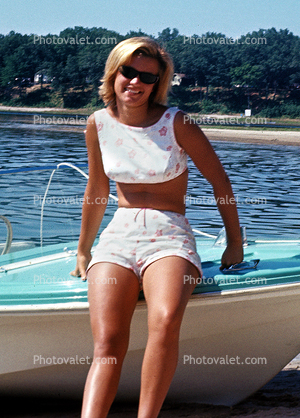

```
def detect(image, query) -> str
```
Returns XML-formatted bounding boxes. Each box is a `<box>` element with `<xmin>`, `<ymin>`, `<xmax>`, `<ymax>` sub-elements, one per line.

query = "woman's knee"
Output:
<box><xmin>148</xmin><ymin>307</ymin><xmax>183</xmax><ymax>341</ymax></box>
<box><xmin>93</xmin><ymin>328</ymin><xmax>130</xmax><ymax>360</ymax></box>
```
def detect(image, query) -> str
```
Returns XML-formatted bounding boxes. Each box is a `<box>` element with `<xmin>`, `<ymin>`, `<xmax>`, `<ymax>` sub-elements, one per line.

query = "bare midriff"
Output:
<box><xmin>116</xmin><ymin>169</ymin><xmax>188</xmax><ymax>215</ymax></box>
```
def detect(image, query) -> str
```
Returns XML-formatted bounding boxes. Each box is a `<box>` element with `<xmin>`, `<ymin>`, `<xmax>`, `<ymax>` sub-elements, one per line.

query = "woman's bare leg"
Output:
<box><xmin>81</xmin><ymin>263</ymin><xmax>140</xmax><ymax>418</ymax></box>
<box><xmin>137</xmin><ymin>256</ymin><xmax>199</xmax><ymax>418</ymax></box>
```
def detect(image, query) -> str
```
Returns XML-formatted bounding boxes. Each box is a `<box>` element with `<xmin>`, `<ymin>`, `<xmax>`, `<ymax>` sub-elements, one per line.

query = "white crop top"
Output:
<box><xmin>94</xmin><ymin>107</ymin><xmax>187</xmax><ymax>184</ymax></box>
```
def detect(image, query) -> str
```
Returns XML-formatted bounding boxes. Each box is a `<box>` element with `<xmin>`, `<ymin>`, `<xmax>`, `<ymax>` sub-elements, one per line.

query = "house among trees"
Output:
<box><xmin>172</xmin><ymin>73</ymin><xmax>196</xmax><ymax>87</ymax></box>
<box><xmin>0</xmin><ymin>27</ymin><xmax>299</xmax><ymax>116</ymax></box>
<box><xmin>34</xmin><ymin>70</ymin><xmax>51</xmax><ymax>85</ymax></box>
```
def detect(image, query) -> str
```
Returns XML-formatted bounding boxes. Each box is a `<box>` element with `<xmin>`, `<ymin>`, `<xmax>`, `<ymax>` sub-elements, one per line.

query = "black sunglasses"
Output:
<box><xmin>119</xmin><ymin>65</ymin><xmax>159</xmax><ymax>85</ymax></box>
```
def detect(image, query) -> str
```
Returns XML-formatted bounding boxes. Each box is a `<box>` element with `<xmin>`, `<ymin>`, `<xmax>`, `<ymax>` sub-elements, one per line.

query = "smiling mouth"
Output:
<box><xmin>124</xmin><ymin>87</ymin><xmax>142</xmax><ymax>94</ymax></box>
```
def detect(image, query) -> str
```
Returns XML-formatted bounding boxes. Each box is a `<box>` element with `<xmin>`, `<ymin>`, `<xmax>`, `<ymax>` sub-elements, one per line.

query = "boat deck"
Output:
<box><xmin>1</xmin><ymin>239</ymin><xmax>300</xmax><ymax>307</ymax></box>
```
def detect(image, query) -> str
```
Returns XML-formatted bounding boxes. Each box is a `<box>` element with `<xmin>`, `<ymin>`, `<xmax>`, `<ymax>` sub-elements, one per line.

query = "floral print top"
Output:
<box><xmin>94</xmin><ymin>107</ymin><xmax>188</xmax><ymax>184</ymax></box>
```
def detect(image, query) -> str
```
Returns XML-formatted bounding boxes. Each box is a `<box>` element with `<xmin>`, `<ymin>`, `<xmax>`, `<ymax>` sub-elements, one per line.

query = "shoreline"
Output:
<box><xmin>203</xmin><ymin>127</ymin><xmax>300</xmax><ymax>146</ymax></box>
<box><xmin>1</xmin><ymin>105</ymin><xmax>300</xmax><ymax>146</ymax></box>
<box><xmin>0</xmin><ymin>105</ymin><xmax>87</xmax><ymax>114</ymax></box>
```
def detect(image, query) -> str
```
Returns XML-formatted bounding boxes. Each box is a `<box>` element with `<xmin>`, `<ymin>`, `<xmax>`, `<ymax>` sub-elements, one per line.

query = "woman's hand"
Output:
<box><xmin>70</xmin><ymin>252</ymin><xmax>92</xmax><ymax>281</ymax></box>
<box><xmin>220</xmin><ymin>241</ymin><xmax>244</xmax><ymax>270</ymax></box>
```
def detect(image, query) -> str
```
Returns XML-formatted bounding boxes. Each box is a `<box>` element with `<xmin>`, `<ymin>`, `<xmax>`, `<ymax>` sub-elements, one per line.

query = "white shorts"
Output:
<box><xmin>87</xmin><ymin>207</ymin><xmax>202</xmax><ymax>286</ymax></box>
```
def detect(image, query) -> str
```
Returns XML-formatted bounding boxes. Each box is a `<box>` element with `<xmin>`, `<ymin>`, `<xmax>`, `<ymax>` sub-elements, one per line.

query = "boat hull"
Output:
<box><xmin>1</xmin><ymin>283</ymin><xmax>300</xmax><ymax>406</ymax></box>
<box><xmin>1</xmin><ymin>239</ymin><xmax>300</xmax><ymax>405</ymax></box>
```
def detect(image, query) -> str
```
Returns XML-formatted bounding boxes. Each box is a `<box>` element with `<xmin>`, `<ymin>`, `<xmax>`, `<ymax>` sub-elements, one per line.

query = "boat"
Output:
<box><xmin>1</xmin><ymin>163</ymin><xmax>300</xmax><ymax>406</ymax></box>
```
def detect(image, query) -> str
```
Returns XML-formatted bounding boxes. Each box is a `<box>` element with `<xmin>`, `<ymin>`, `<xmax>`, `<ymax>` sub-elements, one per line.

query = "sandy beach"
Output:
<box><xmin>203</xmin><ymin>127</ymin><xmax>300</xmax><ymax>147</ymax></box>
<box><xmin>2</xmin><ymin>355</ymin><xmax>300</xmax><ymax>417</ymax></box>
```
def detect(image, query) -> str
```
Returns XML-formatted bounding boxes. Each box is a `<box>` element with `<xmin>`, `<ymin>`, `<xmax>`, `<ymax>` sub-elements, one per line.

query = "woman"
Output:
<box><xmin>72</xmin><ymin>37</ymin><xmax>243</xmax><ymax>418</ymax></box>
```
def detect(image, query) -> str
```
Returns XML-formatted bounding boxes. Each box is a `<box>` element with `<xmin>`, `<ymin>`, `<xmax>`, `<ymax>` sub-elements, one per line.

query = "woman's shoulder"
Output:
<box><xmin>173</xmin><ymin>109</ymin><xmax>196</xmax><ymax>128</ymax></box>
<box><xmin>148</xmin><ymin>105</ymin><xmax>180</xmax><ymax>125</ymax></box>
<box><xmin>93</xmin><ymin>108</ymin><xmax>107</xmax><ymax>120</ymax></box>
<box><xmin>85</xmin><ymin>109</ymin><xmax>109</xmax><ymax>136</ymax></box>
<box><xmin>90</xmin><ymin>108</ymin><xmax>113</xmax><ymax>131</ymax></box>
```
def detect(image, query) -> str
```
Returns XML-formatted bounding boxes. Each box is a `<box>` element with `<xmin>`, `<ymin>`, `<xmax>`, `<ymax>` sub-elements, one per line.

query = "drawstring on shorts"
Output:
<box><xmin>134</xmin><ymin>208</ymin><xmax>147</xmax><ymax>228</ymax></box>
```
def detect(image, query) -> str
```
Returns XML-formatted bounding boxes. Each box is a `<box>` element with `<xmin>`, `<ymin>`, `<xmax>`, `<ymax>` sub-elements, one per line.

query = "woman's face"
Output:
<box><xmin>114</xmin><ymin>54</ymin><xmax>160</xmax><ymax>108</ymax></box>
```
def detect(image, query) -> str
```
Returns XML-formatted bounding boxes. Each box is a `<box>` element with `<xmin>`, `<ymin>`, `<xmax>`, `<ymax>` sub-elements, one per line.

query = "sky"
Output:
<box><xmin>1</xmin><ymin>0</ymin><xmax>300</xmax><ymax>38</ymax></box>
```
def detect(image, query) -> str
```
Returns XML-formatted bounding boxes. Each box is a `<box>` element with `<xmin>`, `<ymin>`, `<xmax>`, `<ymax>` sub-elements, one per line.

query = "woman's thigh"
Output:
<box><xmin>87</xmin><ymin>262</ymin><xmax>141</xmax><ymax>343</ymax></box>
<box><xmin>142</xmin><ymin>256</ymin><xmax>200</xmax><ymax>329</ymax></box>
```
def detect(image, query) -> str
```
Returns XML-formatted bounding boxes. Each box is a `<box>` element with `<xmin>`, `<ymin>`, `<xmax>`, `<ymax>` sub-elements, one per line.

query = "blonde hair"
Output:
<box><xmin>100</xmin><ymin>37</ymin><xmax>174</xmax><ymax>107</ymax></box>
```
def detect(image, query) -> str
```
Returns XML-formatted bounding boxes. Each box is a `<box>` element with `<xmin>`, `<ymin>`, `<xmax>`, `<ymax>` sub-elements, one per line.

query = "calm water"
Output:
<box><xmin>0</xmin><ymin>113</ymin><xmax>300</xmax><ymax>249</ymax></box>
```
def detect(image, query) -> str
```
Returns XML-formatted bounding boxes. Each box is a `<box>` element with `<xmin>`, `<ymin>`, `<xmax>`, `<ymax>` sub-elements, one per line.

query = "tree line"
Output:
<box><xmin>0</xmin><ymin>26</ymin><xmax>300</xmax><ymax>116</ymax></box>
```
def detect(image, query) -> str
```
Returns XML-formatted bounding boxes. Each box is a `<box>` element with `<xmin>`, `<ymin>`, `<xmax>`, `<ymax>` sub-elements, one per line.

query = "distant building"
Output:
<box><xmin>172</xmin><ymin>73</ymin><xmax>185</xmax><ymax>86</ymax></box>
<box><xmin>172</xmin><ymin>73</ymin><xmax>196</xmax><ymax>87</ymax></box>
<box><xmin>34</xmin><ymin>70</ymin><xmax>51</xmax><ymax>84</ymax></box>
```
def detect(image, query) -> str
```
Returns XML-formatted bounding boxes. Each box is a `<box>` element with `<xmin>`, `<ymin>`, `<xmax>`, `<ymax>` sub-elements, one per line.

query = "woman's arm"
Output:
<box><xmin>174</xmin><ymin>111</ymin><xmax>243</xmax><ymax>268</ymax></box>
<box><xmin>71</xmin><ymin>113</ymin><xmax>110</xmax><ymax>279</ymax></box>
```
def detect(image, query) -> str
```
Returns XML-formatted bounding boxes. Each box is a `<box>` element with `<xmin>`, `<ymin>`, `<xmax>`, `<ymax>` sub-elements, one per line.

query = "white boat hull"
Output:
<box><xmin>1</xmin><ymin>281</ymin><xmax>300</xmax><ymax>406</ymax></box>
